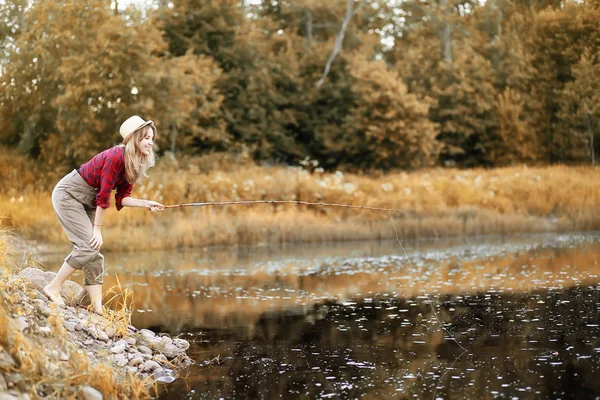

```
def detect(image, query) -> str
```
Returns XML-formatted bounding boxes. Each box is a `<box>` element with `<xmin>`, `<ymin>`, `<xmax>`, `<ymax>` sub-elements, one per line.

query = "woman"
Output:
<box><xmin>43</xmin><ymin>115</ymin><xmax>164</xmax><ymax>315</ymax></box>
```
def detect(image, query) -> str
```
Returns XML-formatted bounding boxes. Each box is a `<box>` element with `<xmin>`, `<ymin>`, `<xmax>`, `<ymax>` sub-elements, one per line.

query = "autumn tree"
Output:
<box><xmin>557</xmin><ymin>51</ymin><xmax>600</xmax><ymax>165</ymax></box>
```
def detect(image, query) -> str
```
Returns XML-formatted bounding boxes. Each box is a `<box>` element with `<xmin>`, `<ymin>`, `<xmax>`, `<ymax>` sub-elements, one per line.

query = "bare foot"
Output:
<box><xmin>43</xmin><ymin>285</ymin><xmax>65</xmax><ymax>307</ymax></box>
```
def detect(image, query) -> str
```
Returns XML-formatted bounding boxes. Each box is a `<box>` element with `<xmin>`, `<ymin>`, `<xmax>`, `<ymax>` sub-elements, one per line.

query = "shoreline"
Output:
<box><xmin>0</xmin><ymin>264</ymin><xmax>192</xmax><ymax>399</ymax></box>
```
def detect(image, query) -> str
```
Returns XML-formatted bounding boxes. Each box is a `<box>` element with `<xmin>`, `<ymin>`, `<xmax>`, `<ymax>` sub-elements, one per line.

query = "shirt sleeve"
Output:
<box><xmin>115</xmin><ymin>182</ymin><xmax>133</xmax><ymax>211</ymax></box>
<box><xmin>95</xmin><ymin>148</ymin><xmax>123</xmax><ymax>209</ymax></box>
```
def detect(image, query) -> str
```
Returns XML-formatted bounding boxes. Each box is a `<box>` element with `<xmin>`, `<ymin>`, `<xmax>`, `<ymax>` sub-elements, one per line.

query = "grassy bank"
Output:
<box><xmin>1</xmin><ymin>149</ymin><xmax>599</xmax><ymax>252</ymax></box>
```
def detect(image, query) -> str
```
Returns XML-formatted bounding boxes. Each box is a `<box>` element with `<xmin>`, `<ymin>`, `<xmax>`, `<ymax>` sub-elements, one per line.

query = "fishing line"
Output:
<box><xmin>388</xmin><ymin>213</ymin><xmax>468</xmax><ymax>352</ymax></box>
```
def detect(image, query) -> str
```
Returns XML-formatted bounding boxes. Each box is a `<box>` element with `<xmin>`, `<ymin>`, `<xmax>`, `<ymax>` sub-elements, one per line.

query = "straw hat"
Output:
<box><xmin>119</xmin><ymin>115</ymin><xmax>156</xmax><ymax>143</ymax></box>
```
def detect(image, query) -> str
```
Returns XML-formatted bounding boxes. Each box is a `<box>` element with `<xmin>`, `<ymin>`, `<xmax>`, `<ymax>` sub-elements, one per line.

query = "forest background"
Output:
<box><xmin>1</xmin><ymin>0</ymin><xmax>599</xmax><ymax>251</ymax></box>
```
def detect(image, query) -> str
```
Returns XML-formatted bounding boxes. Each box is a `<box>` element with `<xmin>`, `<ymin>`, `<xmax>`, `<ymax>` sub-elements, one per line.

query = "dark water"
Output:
<box><xmin>40</xmin><ymin>233</ymin><xmax>600</xmax><ymax>398</ymax></box>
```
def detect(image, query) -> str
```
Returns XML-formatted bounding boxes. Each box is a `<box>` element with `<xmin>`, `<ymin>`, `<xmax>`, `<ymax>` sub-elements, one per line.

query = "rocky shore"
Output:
<box><xmin>0</xmin><ymin>267</ymin><xmax>192</xmax><ymax>399</ymax></box>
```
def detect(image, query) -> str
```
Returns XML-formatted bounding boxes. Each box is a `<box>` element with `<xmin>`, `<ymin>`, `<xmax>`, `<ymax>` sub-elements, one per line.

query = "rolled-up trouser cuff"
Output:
<box><xmin>65</xmin><ymin>255</ymin><xmax>104</xmax><ymax>285</ymax></box>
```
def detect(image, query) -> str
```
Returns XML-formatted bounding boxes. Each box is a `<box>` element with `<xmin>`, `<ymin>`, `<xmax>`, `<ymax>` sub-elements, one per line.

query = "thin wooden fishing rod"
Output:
<box><xmin>164</xmin><ymin>200</ymin><xmax>403</xmax><ymax>213</ymax></box>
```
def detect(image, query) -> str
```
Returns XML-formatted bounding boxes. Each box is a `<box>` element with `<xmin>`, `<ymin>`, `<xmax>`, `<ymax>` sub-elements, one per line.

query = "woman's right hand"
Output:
<box><xmin>89</xmin><ymin>226</ymin><xmax>103</xmax><ymax>251</ymax></box>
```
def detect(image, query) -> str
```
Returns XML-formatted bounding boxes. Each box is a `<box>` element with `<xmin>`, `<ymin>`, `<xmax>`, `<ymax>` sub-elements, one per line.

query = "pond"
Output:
<box><xmin>39</xmin><ymin>232</ymin><xmax>600</xmax><ymax>399</ymax></box>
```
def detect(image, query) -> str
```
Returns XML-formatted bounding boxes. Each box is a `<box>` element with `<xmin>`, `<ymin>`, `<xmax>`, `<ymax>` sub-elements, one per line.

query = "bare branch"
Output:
<box><xmin>315</xmin><ymin>0</ymin><xmax>357</xmax><ymax>88</ymax></box>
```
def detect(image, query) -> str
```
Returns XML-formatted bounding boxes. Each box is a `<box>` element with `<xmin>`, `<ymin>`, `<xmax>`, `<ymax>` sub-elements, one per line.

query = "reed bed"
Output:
<box><xmin>1</xmin><ymin>148</ymin><xmax>599</xmax><ymax>252</ymax></box>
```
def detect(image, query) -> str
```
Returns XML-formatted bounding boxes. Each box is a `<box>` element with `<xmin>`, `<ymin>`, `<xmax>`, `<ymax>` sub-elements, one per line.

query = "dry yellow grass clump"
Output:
<box><xmin>1</xmin><ymin>148</ymin><xmax>599</xmax><ymax>251</ymax></box>
<box><xmin>0</xmin><ymin>228</ymin><xmax>153</xmax><ymax>399</ymax></box>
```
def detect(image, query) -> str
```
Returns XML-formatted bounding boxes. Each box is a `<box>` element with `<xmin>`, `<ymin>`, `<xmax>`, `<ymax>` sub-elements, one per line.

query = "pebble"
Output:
<box><xmin>16</xmin><ymin>317</ymin><xmax>29</xmax><ymax>333</ymax></box>
<box><xmin>173</xmin><ymin>338</ymin><xmax>190</xmax><ymax>351</ymax></box>
<box><xmin>142</xmin><ymin>360</ymin><xmax>161</xmax><ymax>372</ymax></box>
<box><xmin>80</xmin><ymin>385</ymin><xmax>103</xmax><ymax>400</ymax></box>
<box><xmin>63</xmin><ymin>321</ymin><xmax>77</xmax><ymax>332</ymax></box>
<box><xmin>38</xmin><ymin>326</ymin><xmax>51</xmax><ymax>336</ymax></box>
<box><xmin>59</xmin><ymin>352</ymin><xmax>70</xmax><ymax>362</ymax></box>
<box><xmin>139</xmin><ymin>329</ymin><xmax>156</xmax><ymax>338</ymax></box>
<box><xmin>128</xmin><ymin>357</ymin><xmax>144</xmax><ymax>367</ymax></box>
<box><xmin>110</xmin><ymin>343</ymin><xmax>127</xmax><ymax>354</ymax></box>
<box><xmin>124</xmin><ymin>337</ymin><xmax>136</xmax><ymax>346</ymax></box>
<box><xmin>113</xmin><ymin>354</ymin><xmax>128</xmax><ymax>367</ymax></box>
<box><xmin>0</xmin><ymin>373</ymin><xmax>7</xmax><ymax>390</ymax></box>
<box><xmin>137</xmin><ymin>345</ymin><xmax>152</xmax><ymax>355</ymax></box>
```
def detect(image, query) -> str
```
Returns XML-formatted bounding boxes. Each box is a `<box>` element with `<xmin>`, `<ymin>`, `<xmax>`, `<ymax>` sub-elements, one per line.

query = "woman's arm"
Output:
<box><xmin>121</xmin><ymin>196</ymin><xmax>164</xmax><ymax>212</ymax></box>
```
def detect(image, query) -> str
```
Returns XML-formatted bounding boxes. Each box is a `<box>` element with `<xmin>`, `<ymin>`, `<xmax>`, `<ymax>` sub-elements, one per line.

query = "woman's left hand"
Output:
<box><xmin>146</xmin><ymin>200</ymin><xmax>165</xmax><ymax>212</ymax></box>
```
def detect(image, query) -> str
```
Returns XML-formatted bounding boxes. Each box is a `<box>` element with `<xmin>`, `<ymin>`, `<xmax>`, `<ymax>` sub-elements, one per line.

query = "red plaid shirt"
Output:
<box><xmin>78</xmin><ymin>146</ymin><xmax>133</xmax><ymax>211</ymax></box>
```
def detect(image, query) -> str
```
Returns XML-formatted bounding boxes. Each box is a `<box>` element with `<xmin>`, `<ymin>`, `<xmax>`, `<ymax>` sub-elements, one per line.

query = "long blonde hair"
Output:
<box><xmin>121</xmin><ymin>125</ymin><xmax>156</xmax><ymax>184</ymax></box>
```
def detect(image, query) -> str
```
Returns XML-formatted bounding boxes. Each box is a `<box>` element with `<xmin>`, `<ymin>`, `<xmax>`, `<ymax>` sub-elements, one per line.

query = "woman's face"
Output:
<box><xmin>136</xmin><ymin>126</ymin><xmax>155</xmax><ymax>156</ymax></box>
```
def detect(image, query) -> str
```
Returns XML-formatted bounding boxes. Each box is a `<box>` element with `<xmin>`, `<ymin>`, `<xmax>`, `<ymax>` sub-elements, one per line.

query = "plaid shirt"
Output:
<box><xmin>78</xmin><ymin>146</ymin><xmax>133</xmax><ymax>211</ymax></box>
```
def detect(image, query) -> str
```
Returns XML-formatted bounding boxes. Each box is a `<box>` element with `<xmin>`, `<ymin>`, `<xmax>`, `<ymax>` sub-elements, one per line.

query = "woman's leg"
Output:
<box><xmin>43</xmin><ymin>261</ymin><xmax>76</xmax><ymax>306</ymax></box>
<box><xmin>85</xmin><ymin>284</ymin><xmax>103</xmax><ymax>314</ymax></box>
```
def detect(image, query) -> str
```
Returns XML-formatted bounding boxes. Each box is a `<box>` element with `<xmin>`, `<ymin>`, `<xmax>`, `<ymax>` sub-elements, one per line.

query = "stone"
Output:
<box><xmin>113</xmin><ymin>339</ymin><xmax>129</xmax><ymax>348</ymax></box>
<box><xmin>104</xmin><ymin>326</ymin><xmax>116</xmax><ymax>339</ymax></box>
<box><xmin>142</xmin><ymin>360</ymin><xmax>161</xmax><ymax>372</ymax></box>
<box><xmin>160</xmin><ymin>344</ymin><xmax>182</xmax><ymax>359</ymax></box>
<box><xmin>126</xmin><ymin>366</ymin><xmax>138</xmax><ymax>375</ymax></box>
<box><xmin>18</xmin><ymin>268</ymin><xmax>90</xmax><ymax>306</ymax></box>
<box><xmin>110</xmin><ymin>343</ymin><xmax>127</xmax><ymax>354</ymax></box>
<box><xmin>113</xmin><ymin>354</ymin><xmax>128</xmax><ymax>367</ymax></box>
<box><xmin>124</xmin><ymin>337</ymin><xmax>136</xmax><ymax>346</ymax></box>
<box><xmin>173</xmin><ymin>338</ymin><xmax>190</xmax><ymax>351</ymax></box>
<box><xmin>0</xmin><ymin>373</ymin><xmax>7</xmax><ymax>391</ymax></box>
<box><xmin>0</xmin><ymin>393</ymin><xmax>18</xmax><ymax>400</ymax></box>
<box><xmin>128</xmin><ymin>357</ymin><xmax>144</xmax><ymax>367</ymax></box>
<box><xmin>96</xmin><ymin>330</ymin><xmax>109</xmax><ymax>342</ymax></box>
<box><xmin>139</xmin><ymin>329</ymin><xmax>156</xmax><ymax>338</ymax></box>
<box><xmin>154</xmin><ymin>368</ymin><xmax>177</xmax><ymax>383</ymax></box>
<box><xmin>83</xmin><ymin>339</ymin><xmax>94</xmax><ymax>346</ymax></box>
<box><xmin>0</xmin><ymin>352</ymin><xmax>16</xmax><ymax>370</ymax></box>
<box><xmin>153</xmin><ymin>353</ymin><xmax>168</xmax><ymax>363</ymax></box>
<box><xmin>63</xmin><ymin>321</ymin><xmax>77</xmax><ymax>332</ymax></box>
<box><xmin>38</xmin><ymin>326</ymin><xmax>51</xmax><ymax>335</ymax></box>
<box><xmin>137</xmin><ymin>345</ymin><xmax>152</xmax><ymax>355</ymax></box>
<box><xmin>16</xmin><ymin>317</ymin><xmax>29</xmax><ymax>333</ymax></box>
<box><xmin>59</xmin><ymin>352</ymin><xmax>70</xmax><ymax>362</ymax></box>
<box><xmin>80</xmin><ymin>385</ymin><xmax>103</xmax><ymax>400</ymax></box>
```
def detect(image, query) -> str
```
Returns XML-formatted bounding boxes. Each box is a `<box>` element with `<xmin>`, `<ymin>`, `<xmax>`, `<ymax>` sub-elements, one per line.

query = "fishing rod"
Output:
<box><xmin>164</xmin><ymin>200</ymin><xmax>403</xmax><ymax>213</ymax></box>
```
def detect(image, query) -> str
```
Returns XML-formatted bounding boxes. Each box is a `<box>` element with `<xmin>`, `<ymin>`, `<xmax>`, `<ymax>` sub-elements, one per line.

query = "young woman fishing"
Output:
<box><xmin>43</xmin><ymin>116</ymin><xmax>165</xmax><ymax>315</ymax></box>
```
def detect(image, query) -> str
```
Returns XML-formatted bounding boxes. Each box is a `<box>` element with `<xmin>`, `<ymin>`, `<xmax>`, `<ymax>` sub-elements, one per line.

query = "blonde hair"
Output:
<box><xmin>120</xmin><ymin>125</ymin><xmax>156</xmax><ymax>184</ymax></box>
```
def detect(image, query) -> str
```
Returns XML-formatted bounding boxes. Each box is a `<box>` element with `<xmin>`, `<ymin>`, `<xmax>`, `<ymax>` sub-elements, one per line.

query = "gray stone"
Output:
<box><xmin>142</xmin><ymin>360</ymin><xmax>161</xmax><ymax>372</ymax></box>
<box><xmin>16</xmin><ymin>317</ymin><xmax>29</xmax><ymax>333</ymax></box>
<box><xmin>113</xmin><ymin>354</ymin><xmax>128</xmax><ymax>367</ymax></box>
<box><xmin>126</xmin><ymin>366</ymin><xmax>138</xmax><ymax>375</ymax></box>
<box><xmin>153</xmin><ymin>354</ymin><xmax>168</xmax><ymax>363</ymax></box>
<box><xmin>154</xmin><ymin>368</ymin><xmax>177</xmax><ymax>383</ymax></box>
<box><xmin>0</xmin><ymin>373</ymin><xmax>7</xmax><ymax>390</ymax></box>
<box><xmin>124</xmin><ymin>337</ymin><xmax>136</xmax><ymax>346</ymax></box>
<box><xmin>0</xmin><ymin>352</ymin><xmax>16</xmax><ymax>370</ymax></box>
<box><xmin>80</xmin><ymin>385</ymin><xmax>103</xmax><ymax>400</ymax></box>
<box><xmin>139</xmin><ymin>329</ymin><xmax>156</xmax><ymax>338</ymax></box>
<box><xmin>59</xmin><ymin>352</ymin><xmax>70</xmax><ymax>362</ymax></box>
<box><xmin>105</xmin><ymin>326</ymin><xmax>116</xmax><ymax>339</ymax></box>
<box><xmin>137</xmin><ymin>345</ymin><xmax>152</xmax><ymax>355</ymax></box>
<box><xmin>113</xmin><ymin>339</ymin><xmax>129</xmax><ymax>348</ymax></box>
<box><xmin>18</xmin><ymin>268</ymin><xmax>90</xmax><ymax>306</ymax></box>
<box><xmin>128</xmin><ymin>356</ymin><xmax>144</xmax><ymax>367</ymax></box>
<box><xmin>38</xmin><ymin>326</ymin><xmax>51</xmax><ymax>335</ymax></box>
<box><xmin>161</xmin><ymin>336</ymin><xmax>173</xmax><ymax>345</ymax></box>
<box><xmin>0</xmin><ymin>393</ymin><xmax>18</xmax><ymax>400</ymax></box>
<box><xmin>110</xmin><ymin>343</ymin><xmax>127</xmax><ymax>354</ymax></box>
<box><xmin>96</xmin><ymin>330</ymin><xmax>109</xmax><ymax>342</ymax></box>
<box><xmin>63</xmin><ymin>321</ymin><xmax>77</xmax><ymax>332</ymax></box>
<box><xmin>173</xmin><ymin>338</ymin><xmax>190</xmax><ymax>351</ymax></box>
<box><xmin>160</xmin><ymin>343</ymin><xmax>182</xmax><ymax>359</ymax></box>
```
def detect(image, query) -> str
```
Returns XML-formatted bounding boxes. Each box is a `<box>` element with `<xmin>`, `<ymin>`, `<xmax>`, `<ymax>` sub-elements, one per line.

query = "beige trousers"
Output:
<box><xmin>52</xmin><ymin>170</ymin><xmax>104</xmax><ymax>285</ymax></box>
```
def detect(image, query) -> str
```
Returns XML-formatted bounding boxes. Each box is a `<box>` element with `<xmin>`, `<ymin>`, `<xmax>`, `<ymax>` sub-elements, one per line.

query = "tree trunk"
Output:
<box><xmin>315</xmin><ymin>0</ymin><xmax>355</xmax><ymax>88</ymax></box>
<box><xmin>440</xmin><ymin>0</ymin><xmax>452</xmax><ymax>64</ymax></box>
<box><xmin>305</xmin><ymin>8</ymin><xmax>313</xmax><ymax>46</ymax></box>
<box><xmin>586</xmin><ymin>112</ymin><xmax>595</xmax><ymax>166</ymax></box>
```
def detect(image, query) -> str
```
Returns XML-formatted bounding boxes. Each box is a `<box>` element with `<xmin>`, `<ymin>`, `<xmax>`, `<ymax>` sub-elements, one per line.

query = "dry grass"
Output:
<box><xmin>1</xmin><ymin>149</ymin><xmax>599</xmax><ymax>251</ymax></box>
<box><xmin>0</xmin><ymin>227</ymin><xmax>152</xmax><ymax>399</ymax></box>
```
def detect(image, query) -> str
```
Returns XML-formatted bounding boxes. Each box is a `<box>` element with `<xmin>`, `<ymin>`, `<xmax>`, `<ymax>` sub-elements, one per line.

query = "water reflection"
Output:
<box><xmin>38</xmin><ymin>232</ymin><xmax>600</xmax><ymax>398</ymax></box>
<box><xmin>162</xmin><ymin>285</ymin><xmax>600</xmax><ymax>399</ymax></box>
